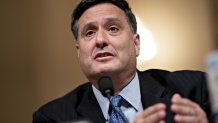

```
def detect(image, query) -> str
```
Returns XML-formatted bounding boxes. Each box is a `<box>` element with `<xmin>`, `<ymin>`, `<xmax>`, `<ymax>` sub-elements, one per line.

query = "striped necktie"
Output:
<box><xmin>109</xmin><ymin>95</ymin><xmax>129</xmax><ymax>123</ymax></box>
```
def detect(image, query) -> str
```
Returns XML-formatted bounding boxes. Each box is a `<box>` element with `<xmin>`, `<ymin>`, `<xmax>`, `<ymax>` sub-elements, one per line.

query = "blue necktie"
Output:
<box><xmin>109</xmin><ymin>95</ymin><xmax>128</xmax><ymax>123</ymax></box>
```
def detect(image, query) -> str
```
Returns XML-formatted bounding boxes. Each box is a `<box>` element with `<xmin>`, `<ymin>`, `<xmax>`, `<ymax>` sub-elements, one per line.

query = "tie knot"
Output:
<box><xmin>111</xmin><ymin>95</ymin><xmax>123</xmax><ymax>107</ymax></box>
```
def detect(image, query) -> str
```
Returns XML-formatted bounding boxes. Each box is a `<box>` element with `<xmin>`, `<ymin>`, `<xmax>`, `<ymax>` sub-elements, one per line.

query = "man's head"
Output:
<box><xmin>71</xmin><ymin>0</ymin><xmax>137</xmax><ymax>40</ymax></box>
<box><xmin>72</xmin><ymin>0</ymin><xmax>140</xmax><ymax>86</ymax></box>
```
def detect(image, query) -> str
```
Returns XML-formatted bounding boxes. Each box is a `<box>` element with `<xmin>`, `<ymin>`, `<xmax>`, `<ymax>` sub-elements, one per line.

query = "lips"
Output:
<box><xmin>94</xmin><ymin>52</ymin><xmax>114</xmax><ymax>59</ymax></box>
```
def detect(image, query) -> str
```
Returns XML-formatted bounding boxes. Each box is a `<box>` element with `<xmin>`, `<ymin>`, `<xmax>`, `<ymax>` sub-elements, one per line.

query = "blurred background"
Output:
<box><xmin>0</xmin><ymin>0</ymin><xmax>217</xmax><ymax>122</ymax></box>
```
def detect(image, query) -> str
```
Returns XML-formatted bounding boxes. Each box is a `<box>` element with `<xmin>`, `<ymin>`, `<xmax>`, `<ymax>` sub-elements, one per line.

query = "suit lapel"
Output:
<box><xmin>138</xmin><ymin>71</ymin><xmax>166</xmax><ymax>108</ymax></box>
<box><xmin>138</xmin><ymin>71</ymin><xmax>174</xmax><ymax>123</ymax></box>
<box><xmin>77</xmin><ymin>84</ymin><xmax>105</xmax><ymax>123</ymax></box>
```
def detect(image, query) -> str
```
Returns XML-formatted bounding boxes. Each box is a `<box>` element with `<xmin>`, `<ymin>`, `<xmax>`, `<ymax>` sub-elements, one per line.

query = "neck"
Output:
<box><xmin>89</xmin><ymin>69</ymin><xmax>137</xmax><ymax>95</ymax></box>
<box><xmin>110</xmin><ymin>70</ymin><xmax>136</xmax><ymax>95</ymax></box>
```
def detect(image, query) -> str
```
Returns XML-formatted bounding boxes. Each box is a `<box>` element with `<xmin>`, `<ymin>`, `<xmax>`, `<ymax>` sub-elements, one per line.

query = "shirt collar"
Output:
<box><xmin>92</xmin><ymin>72</ymin><xmax>141</xmax><ymax>120</ymax></box>
<box><xmin>120</xmin><ymin>72</ymin><xmax>141</xmax><ymax>111</ymax></box>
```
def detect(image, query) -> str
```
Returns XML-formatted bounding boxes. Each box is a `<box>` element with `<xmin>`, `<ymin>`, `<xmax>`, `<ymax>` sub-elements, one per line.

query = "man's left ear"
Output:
<box><xmin>134</xmin><ymin>34</ymin><xmax>140</xmax><ymax>57</ymax></box>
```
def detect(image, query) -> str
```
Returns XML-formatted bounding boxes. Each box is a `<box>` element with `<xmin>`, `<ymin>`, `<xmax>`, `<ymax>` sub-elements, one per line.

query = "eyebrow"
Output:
<box><xmin>105</xmin><ymin>18</ymin><xmax>123</xmax><ymax>27</ymax></box>
<box><xmin>80</xmin><ymin>22</ymin><xmax>97</xmax><ymax>35</ymax></box>
<box><xmin>80</xmin><ymin>17</ymin><xmax>123</xmax><ymax>34</ymax></box>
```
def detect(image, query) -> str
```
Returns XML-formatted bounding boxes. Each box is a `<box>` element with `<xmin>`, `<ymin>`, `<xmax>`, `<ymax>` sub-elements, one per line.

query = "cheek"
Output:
<box><xmin>79</xmin><ymin>49</ymin><xmax>91</xmax><ymax>62</ymax></box>
<box><xmin>119</xmin><ymin>39</ymin><xmax>134</xmax><ymax>53</ymax></box>
<box><xmin>122</xmin><ymin>41</ymin><xmax>137</xmax><ymax>61</ymax></box>
<box><xmin>79</xmin><ymin>42</ymin><xmax>93</xmax><ymax>56</ymax></box>
<box><xmin>78</xmin><ymin>43</ymin><xmax>95</xmax><ymax>64</ymax></box>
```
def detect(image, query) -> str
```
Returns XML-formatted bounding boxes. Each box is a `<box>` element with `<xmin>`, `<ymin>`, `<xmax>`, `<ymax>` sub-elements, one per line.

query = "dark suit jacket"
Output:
<box><xmin>33</xmin><ymin>69</ymin><xmax>213</xmax><ymax>123</ymax></box>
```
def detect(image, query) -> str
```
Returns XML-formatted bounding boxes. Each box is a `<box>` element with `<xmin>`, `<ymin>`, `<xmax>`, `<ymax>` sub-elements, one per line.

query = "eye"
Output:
<box><xmin>109</xmin><ymin>26</ymin><xmax>119</xmax><ymax>33</ymax></box>
<box><xmin>86</xmin><ymin>30</ymin><xmax>95</xmax><ymax>37</ymax></box>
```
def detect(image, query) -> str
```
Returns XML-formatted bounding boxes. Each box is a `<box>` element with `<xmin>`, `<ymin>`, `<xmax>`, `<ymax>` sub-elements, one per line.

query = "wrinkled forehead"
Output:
<box><xmin>78</xmin><ymin>3</ymin><xmax>127</xmax><ymax>29</ymax></box>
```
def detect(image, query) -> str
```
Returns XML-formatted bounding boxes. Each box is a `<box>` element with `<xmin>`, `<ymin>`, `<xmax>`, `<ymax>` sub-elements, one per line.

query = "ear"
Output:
<box><xmin>75</xmin><ymin>43</ymin><xmax>80</xmax><ymax>58</ymax></box>
<box><xmin>134</xmin><ymin>34</ymin><xmax>140</xmax><ymax>57</ymax></box>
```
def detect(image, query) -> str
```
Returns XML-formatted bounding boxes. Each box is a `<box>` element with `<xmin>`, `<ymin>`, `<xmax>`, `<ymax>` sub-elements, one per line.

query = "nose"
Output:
<box><xmin>96</xmin><ymin>29</ymin><xmax>108</xmax><ymax>49</ymax></box>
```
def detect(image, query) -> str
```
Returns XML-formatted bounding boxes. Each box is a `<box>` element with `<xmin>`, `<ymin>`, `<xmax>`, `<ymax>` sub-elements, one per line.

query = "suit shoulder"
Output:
<box><xmin>143</xmin><ymin>69</ymin><xmax>205</xmax><ymax>81</ymax></box>
<box><xmin>33</xmin><ymin>82</ymin><xmax>92</xmax><ymax>121</ymax></box>
<box><xmin>141</xmin><ymin>69</ymin><xmax>206</xmax><ymax>93</ymax></box>
<box><xmin>165</xmin><ymin>70</ymin><xmax>206</xmax><ymax>85</ymax></box>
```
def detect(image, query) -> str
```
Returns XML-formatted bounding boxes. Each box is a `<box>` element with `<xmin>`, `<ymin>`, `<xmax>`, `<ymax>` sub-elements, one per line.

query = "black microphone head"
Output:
<box><xmin>98</xmin><ymin>76</ymin><xmax>114</xmax><ymax>98</ymax></box>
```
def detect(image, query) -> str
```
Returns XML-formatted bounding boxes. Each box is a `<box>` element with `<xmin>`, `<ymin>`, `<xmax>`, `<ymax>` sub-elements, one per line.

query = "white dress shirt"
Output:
<box><xmin>92</xmin><ymin>72</ymin><xmax>143</xmax><ymax>123</ymax></box>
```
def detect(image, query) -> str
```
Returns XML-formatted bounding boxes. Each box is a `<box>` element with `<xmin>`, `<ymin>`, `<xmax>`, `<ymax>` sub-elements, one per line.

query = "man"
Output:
<box><xmin>33</xmin><ymin>0</ymin><xmax>213</xmax><ymax>123</ymax></box>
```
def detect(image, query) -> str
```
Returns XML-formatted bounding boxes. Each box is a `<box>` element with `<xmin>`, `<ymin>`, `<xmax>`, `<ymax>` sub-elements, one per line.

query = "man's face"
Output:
<box><xmin>76</xmin><ymin>3</ymin><xmax>140</xmax><ymax>82</ymax></box>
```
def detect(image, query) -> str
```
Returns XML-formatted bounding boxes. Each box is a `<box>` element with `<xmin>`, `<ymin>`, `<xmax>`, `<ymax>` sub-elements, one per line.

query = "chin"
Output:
<box><xmin>95</xmin><ymin>66</ymin><xmax>117</xmax><ymax>75</ymax></box>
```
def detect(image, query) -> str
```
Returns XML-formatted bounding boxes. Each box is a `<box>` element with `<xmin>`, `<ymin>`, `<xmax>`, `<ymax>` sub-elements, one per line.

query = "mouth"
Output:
<box><xmin>94</xmin><ymin>52</ymin><xmax>114</xmax><ymax>60</ymax></box>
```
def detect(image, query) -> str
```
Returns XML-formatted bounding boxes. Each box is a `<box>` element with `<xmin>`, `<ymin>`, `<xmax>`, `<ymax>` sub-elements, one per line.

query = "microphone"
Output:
<box><xmin>98</xmin><ymin>76</ymin><xmax>129</xmax><ymax>123</ymax></box>
<box><xmin>98</xmin><ymin>76</ymin><xmax>114</xmax><ymax>100</ymax></box>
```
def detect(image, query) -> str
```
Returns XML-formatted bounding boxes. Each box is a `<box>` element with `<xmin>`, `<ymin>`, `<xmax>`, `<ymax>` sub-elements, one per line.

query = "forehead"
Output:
<box><xmin>78</xmin><ymin>3</ymin><xmax>127</xmax><ymax>26</ymax></box>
